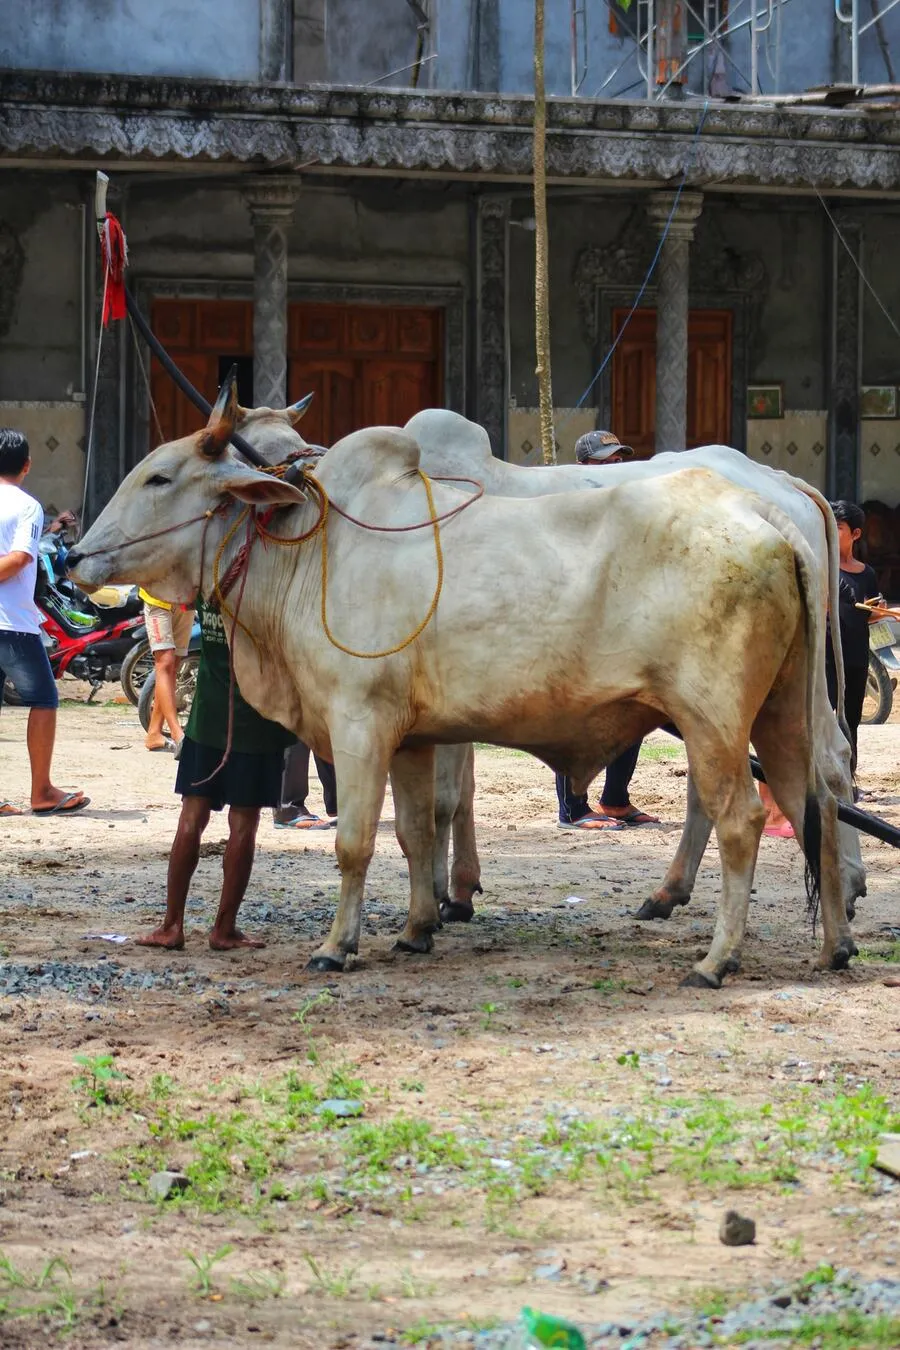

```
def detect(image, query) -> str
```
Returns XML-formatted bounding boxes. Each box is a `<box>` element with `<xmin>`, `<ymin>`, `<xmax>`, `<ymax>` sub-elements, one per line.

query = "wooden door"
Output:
<box><xmin>148</xmin><ymin>298</ymin><xmax>444</xmax><ymax>450</ymax></box>
<box><xmin>149</xmin><ymin>299</ymin><xmax>253</xmax><ymax>448</ymax></box>
<box><xmin>288</xmin><ymin>302</ymin><xmax>442</xmax><ymax>444</ymax></box>
<box><xmin>610</xmin><ymin>308</ymin><xmax>732</xmax><ymax>458</ymax></box>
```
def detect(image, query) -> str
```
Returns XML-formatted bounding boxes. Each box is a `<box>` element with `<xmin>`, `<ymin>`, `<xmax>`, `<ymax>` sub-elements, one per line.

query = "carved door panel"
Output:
<box><xmin>686</xmin><ymin>310</ymin><xmax>732</xmax><ymax>447</ymax></box>
<box><xmin>610</xmin><ymin>312</ymin><xmax>657</xmax><ymax>459</ymax></box>
<box><xmin>288</xmin><ymin>359</ymin><xmax>358</xmax><ymax>446</ymax></box>
<box><xmin>361</xmin><ymin>360</ymin><xmax>438</xmax><ymax>428</ymax></box>
<box><xmin>610</xmin><ymin>308</ymin><xmax>732</xmax><ymax>457</ymax></box>
<box><xmin>149</xmin><ymin>351</ymin><xmax>220</xmax><ymax>446</ymax></box>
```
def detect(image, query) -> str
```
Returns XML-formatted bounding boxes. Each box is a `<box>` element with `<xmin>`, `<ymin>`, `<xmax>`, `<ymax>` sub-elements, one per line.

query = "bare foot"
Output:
<box><xmin>136</xmin><ymin>924</ymin><xmax>185</xmax><ymax>950</ymax></box>
<box><xmin>209</xmin><ymin>928</ymin><xmax>266</xmax><ymax>951</ymax></box>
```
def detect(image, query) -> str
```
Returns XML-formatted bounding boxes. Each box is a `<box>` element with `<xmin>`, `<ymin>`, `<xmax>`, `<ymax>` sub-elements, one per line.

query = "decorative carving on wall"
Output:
<box><xmin>574</xmin><ymin>209</ymin><xmax>768</xmax><ymax>348</ymax></box>
<box><xmin>476</xmin><ymin>196</ymin><xmax>509</xmax><ymax>458</ymax></box>
<box><xmin>0</xmin><ymin>222</ymin><xmax>25</xmax><ymax>340</ymax></box>
<box><xmin>830</xmin><ymin>214</ymin><xmax>862</xmax><ymax>501</ymax></box>
<box><xmin>2</xmin><ymin>74</ymin><xmax>899</xmax><ymax>193</ymax></box>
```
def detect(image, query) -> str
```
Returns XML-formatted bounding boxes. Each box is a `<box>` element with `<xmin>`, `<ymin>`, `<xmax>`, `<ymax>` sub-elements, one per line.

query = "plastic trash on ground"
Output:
<box><xmin>504</xmin><ymin>1307</ymin><xmax>586</xmax><ymax>1350</ymax></box>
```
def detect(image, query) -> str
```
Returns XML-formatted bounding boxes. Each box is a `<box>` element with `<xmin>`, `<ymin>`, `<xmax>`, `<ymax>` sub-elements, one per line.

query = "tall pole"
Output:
<box><xmin>533</xmin><ymin>0</ymin><xmax>555</xmax><ymax>464</ymax></box>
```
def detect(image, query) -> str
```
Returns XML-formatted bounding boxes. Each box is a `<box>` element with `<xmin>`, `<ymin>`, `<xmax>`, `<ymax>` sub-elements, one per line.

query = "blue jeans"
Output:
<box><xmin>556</xmin><ymin>741</ymin><xmax>642</xmax><ymax>824</ymax></box>
<box><xmin>0</xmin><ymin>631</ymin><xmax>59</xmax><ymax>709</ymax></box>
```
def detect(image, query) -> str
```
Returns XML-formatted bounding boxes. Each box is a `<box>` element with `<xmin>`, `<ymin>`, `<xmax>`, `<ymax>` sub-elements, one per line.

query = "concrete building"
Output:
<box><xmin>0</xmin><ymin>1</ymin><xmax>899</xmax><ymax>590</ymax></box>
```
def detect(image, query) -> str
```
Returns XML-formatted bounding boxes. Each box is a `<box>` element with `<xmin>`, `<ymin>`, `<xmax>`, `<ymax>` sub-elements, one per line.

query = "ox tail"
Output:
<box><xmin>750</xmin><ymin>497</ymin><xmax>823</xmax><ymax>928</ymax></box>
<box><xmin>783</xmin><ymin>478</ymin><xmax>850</xmax><ymax>753</ymax></box>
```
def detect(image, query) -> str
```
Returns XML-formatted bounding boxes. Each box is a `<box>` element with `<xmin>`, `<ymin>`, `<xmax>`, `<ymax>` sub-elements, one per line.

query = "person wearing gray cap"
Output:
<box><xmin>555</xmin><ymin>429</ymin><xmax>661</xmax><ymax>830</ymax></box>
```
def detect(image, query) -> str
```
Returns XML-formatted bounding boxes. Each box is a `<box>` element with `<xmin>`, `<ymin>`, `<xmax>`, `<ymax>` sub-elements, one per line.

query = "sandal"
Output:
<box><xmin>558</xmin><ymin>813</ymin><xmax>624</xmax><ymax>831</ymax></box>
<box><xmin>598</xmin><ymin>805</ymin><xmax>660</xmax><ymax>827</ymax></box>
<box><xmin>0</xmin><ymin>802</ymin><xmax>24</xmax><ymax>819</ymax></box>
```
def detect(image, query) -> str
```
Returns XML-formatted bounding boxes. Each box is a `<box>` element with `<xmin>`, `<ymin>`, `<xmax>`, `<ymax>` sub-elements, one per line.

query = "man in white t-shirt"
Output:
<box><xmin>0</xmin><ymin>429</ymin><xmax>89</xmax><ymax>817</ymax></box>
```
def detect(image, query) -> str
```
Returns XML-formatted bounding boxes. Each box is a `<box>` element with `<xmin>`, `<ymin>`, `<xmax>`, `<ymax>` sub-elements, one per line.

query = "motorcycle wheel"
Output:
<box><xmin>862</xmin><ymin>652</ymin><xmax>893</xmax><ymax>725</ymax></box>
<box><xmin>120</xmin><ymin>640</ymin><xmax>156</xmax><ymax>706</ymax></box>
<box><xmin>1</xmin><ymin>679</ymin><xmax>23</xmax><ymax>707</ymax></box>
<box><xmin>137</xmin><ymin>654</ymin><xmax>200</xmax><ymax>734</ymax></box>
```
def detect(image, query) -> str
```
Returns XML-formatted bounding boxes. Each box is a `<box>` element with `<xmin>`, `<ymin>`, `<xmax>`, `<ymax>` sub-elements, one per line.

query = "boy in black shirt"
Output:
<box><xmin>137</xmin><ymin>600</ymin><xmax>295</xmax><ymax>951</ymax></box>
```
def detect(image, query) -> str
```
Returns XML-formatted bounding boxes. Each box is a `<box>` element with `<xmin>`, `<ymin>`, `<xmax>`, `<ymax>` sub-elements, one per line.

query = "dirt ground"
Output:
<box><xmin>0</xmin><ymin>695</ymin><xmax>898</xmax><ymax>1348</ymax></box>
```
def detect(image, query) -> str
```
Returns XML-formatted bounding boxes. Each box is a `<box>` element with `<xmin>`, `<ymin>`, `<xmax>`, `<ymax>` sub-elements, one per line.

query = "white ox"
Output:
<box><xmin>406</xmin><ymin>409</ymin><xmax>864</xmax><ymax>925</ymax></box>
<box><xmin>69</xmin><ymin>382</ymin><xmax>857</xmax><ymax>987</ymax></box>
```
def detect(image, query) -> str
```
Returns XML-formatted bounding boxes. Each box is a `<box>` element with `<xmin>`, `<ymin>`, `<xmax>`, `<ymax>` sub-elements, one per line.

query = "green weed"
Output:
<box><xmin>185</xmin><ymin>1245</ymin><xmax>233</xmax><ymax>1296</ymax></box>
<box><xmin>732</xmin><ymin>1311</ymin><xmax>900</xmax><ymax>1347</ymax></box>
<box><xmin>72</xmin><ymin>1053</ymin><xmax>127</xmax><ymax>1108</ymax></box>
<box><xmin>303</xmin><ymin>1253</ymin><xmax>359</xmax><ymax>1297</ymax></box>
<box><xmin>400</xmin><ymin>1079</ymin><xmax>425</xmax><ymax>1093</ymax></box>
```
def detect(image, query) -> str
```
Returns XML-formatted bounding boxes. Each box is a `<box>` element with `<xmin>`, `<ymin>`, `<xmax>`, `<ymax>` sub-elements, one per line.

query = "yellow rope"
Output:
<box><xmin>318</xmin><ymin>468</ymin><xmax>444</xmax><ymax>660</ymax></box>
<box><xmin>210</xmin><ymin>468</ymin><xmax>444</xmax><ymax>661</ymax></box>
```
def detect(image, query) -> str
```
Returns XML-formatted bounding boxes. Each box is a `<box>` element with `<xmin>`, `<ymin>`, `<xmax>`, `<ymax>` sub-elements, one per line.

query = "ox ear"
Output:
<box><xmin>213</xmin><ymin>461</ymin><xmax>308</xmax><ymax>508</ymax></box>
<box><xmin>287</xmin><ymin>391</ymin><xmax>314</xmax><ymax>426</ymax></box>
<box><xmin>198</xmin><ymin>367</ymin><xmax>240</xmax><ymax>459</ymax></box>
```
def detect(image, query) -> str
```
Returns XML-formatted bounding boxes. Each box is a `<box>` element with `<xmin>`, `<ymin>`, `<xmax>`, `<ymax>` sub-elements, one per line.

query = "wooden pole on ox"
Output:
<box><xmin>533</xmin><ymin>0</ymin><xmax>556</xmax><ymax>464</ymax></box>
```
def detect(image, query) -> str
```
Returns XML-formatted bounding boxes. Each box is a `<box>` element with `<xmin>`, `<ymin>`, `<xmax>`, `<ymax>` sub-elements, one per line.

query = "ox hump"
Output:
<box><xmin>324</xmin><ymin>426</ymin><xmax>424</xmax><ymax>486</ymax></box>
<box><xmin>405</xmin><ymin>409</ymin><xmax>493</xmax><ymax>466</ymax></box>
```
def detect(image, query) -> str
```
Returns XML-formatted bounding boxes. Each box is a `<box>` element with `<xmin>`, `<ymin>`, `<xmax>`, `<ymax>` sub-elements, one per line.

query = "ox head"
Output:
<box><xmin>235</xmin><ymin>391</ymin><xmax>328</xmax><ymax>468</ymax></box>
<box><xmin>68</xmin><ymin>373</ymin><xmax>307</xmax><ymax>604</ymax></box>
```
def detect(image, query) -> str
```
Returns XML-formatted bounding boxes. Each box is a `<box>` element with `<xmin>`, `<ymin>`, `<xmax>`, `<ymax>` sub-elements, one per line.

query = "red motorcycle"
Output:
<box><xmin>2</xmin><ymin>537</ymin><xmax>145</xmax><ymax>705</ymax></box>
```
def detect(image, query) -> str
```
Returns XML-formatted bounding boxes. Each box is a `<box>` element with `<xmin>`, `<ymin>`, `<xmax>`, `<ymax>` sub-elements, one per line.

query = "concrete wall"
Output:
<box><xmin>6</xmin><ymin>1</ymin><xmax>900</xmax><ymax>95</ymax></box>
<box><xmin>0</xmin><ymin>0</ymin><xmax>261</xmax><ymax>80</ymax></box>
<box><xmin>125</xmin><ymin>177</ymin><xmax>470</xmax><ymax>289</ymax></box>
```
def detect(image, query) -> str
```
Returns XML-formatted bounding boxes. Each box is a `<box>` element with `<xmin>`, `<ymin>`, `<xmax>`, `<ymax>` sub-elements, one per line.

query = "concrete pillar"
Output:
<box><xmin>475</xmin><ymin>196</ymin><xmax>510</xmax><ymax>458</ymax></box>
<box><xmin>828</xmin><ymin>214</ymin><xmax>862</xmax><ymax>502</ymax></box>
<box><xmin>647</xmin><ymin>191</ymin><xmax>703</xmax><ymax>455</ymax></box>
<box><xmin>243</xmin><ymin>177</ymin><xmax>297</xmax><ymax>409</ymax></box>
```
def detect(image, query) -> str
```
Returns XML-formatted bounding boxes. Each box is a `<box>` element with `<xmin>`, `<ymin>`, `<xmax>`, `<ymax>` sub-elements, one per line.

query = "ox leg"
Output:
<box><xmin>636</xmin><ymin>773</ymin><xmax>711</xmax><ymax>920</ymax></box>
<box><xmin>752</xmin><ymin>720</ymin><xmax>855</xmax><ymax>974</ymax></box>
<box><xmin>391</xmin><ymin>745</ymin><xmax>442</xmax><ymax>954</ymax></box>
<box><xmin>447</xmin><ymin>744</ymin><xmax>483</xmax><ymax>923</ymax></box>
<box><xmin>307</xmin><ymin>743</ymin><xmax>389</xmax><ymax>974</ymax></box>
<box><xmin>681</xmin><ymin>754</ymin><xmax>764</xmax><ymax>990</ymax></box>
<box><xmin>432</xmin><ymin>745</ymin><xmax>461</xmax><ymax>918</ymax></box>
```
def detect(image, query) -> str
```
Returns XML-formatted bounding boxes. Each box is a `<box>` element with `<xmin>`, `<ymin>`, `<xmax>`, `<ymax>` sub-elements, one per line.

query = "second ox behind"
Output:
<box><xmin>69</xmin><ymin>376</ymin><xmax>856</xmax><ymax>988</ymax></box>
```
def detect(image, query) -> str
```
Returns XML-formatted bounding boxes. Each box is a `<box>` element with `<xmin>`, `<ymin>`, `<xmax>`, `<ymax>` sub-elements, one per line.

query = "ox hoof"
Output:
<box><xmin>441</xmin><ymin>899</ymin><xmax>474</xmax><ymax>924</ymax></box>
<box><xmin>306</xmin><ymin>954</ymin><xmax>346</xmax><ymax>973</ymax></box>
<box><xmin>680</xmin><ymin>969</ymin><xmax>721</xmax><ymax>990</ymax></box>
<box><xmin>845</xmin><ymin>899</ymin><xmax>856</xmax><ymax>922</ymax></box>
<box><xmin>393</xmin><ymin>933</ymin><xmax>435</xmax><ymax>956</ymax></box>
<box><xmin>635</xmin><ymin>895</ymin><xmax>688</xmax><ymax>922</ymax></box>
<box><xmin>829</xmin><ymin>940</ymin><xmax>857</xmax><ymax>971</ymax></box>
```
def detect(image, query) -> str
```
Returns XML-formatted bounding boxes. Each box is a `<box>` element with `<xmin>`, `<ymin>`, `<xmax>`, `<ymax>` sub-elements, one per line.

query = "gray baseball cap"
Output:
<box><xmin>574</xmin><ymin>429</ymin><xmax>634</xmax><ymax>463</ymax></box>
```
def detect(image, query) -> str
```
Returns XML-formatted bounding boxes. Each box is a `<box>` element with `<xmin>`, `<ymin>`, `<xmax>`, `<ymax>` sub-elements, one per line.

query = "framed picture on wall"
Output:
<box><xmin>747</xmin><ymin>385</ymin><xmax>783</xmax><ymax>419</ymax></box>
<box><xmin>860</xmin><ymin>385</ymin><xmax>897</xmax><ymax>418</ymax></box>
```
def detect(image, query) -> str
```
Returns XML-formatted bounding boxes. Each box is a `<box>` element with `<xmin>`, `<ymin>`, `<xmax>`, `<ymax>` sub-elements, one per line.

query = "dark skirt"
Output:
<box><xmin>175</xmin><ymin>737</ymin><xmax>284</xmax><ymax>811</ymax></box>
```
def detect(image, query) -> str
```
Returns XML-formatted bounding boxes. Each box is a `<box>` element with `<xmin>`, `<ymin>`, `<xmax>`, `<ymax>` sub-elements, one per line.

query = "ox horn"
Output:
<box><xmin>198</xmin><ymin>365</ymin><xmax>240</xmax><ymax>459</ymax></box>
<box><xmin>287</xmin><ymin>391</ymin><xmax>314</xmax><ymax>426</ymax></box>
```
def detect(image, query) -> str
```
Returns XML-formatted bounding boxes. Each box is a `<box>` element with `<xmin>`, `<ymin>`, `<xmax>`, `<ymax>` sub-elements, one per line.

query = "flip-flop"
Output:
<box><xmin>598</xmin><ymin>806</ymin><xmax>661</xmax><ymax>827</ymax></box>
<box><xmin>146</xmin><ymin>742</ymin><xmax>175</xmax><ymax>753</ymax></box>
<box><xmin>763</xmin><ymin>822</ymin><xmax>795</xmax><ymax>839</ymax></box>
<box><xmin>290</xmin><ymin>814</ymin><xmax>333</xmax><ymax>830</ymax></box>
<box><xmin>0</xmin><ymin>802</ymin><xmax>23</xmax><ymax>819</ymax></box>
<box><xmin>558</xmin><ymin>815</ymin><xmax>624</xmax><ymax>831</ymax></box>
<box><xmin>32</xmin><ymin>792</ymin><xmax>91</xmax><ymax>817</ymax></box>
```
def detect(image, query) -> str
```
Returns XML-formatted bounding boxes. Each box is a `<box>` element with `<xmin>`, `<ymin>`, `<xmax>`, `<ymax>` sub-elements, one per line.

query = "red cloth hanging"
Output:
<box><xmin>100</xmin><ymin>212</ymin><xmax>128</xmax><ymax>326</ymax></box>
